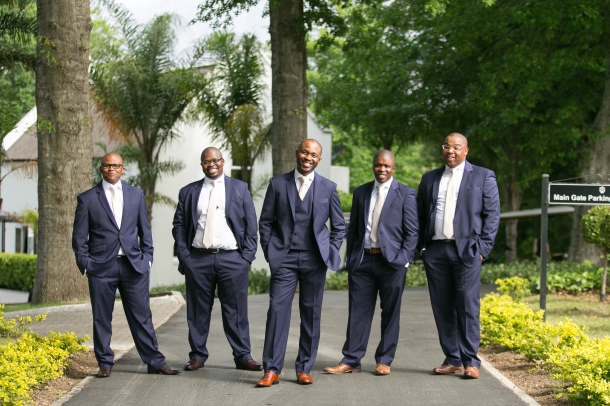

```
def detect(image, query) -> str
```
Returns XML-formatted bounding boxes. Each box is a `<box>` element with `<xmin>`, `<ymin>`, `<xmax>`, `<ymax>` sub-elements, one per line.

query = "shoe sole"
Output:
<box><xmin>433</xmin><ymin>369</ymin><xmax>462</xmax><ymax>375</ymax></box>
<box><xmin>256</xmin><ymin>381</ymin><xmax>279</xmax><ymax>387</ymax></box>
<box><xmin>324</xmin><ymin>369</ymin><xmax>362</xmax><ymax>374</ymax></box>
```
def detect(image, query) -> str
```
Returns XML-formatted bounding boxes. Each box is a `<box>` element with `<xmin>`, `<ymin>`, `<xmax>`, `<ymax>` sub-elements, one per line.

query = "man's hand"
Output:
<box><xmin>480</xmin><ymin>254</ymin><xmax>484</xmax><ymax>261</ymax></box>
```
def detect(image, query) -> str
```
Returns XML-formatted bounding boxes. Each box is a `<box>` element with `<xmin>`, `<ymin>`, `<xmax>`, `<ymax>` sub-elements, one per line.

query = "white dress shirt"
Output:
<box><xmin>433</xmin><ymin>161</ymin><xmax>465</xmax><ymax>240</ymax></box>
<box><xmin>102</xmin><ymin>179</ymin><xmax>125</xmax><ymax>256</ymax></box>
<box><xmin>192</xmin><ymin>175</ymin><xmax>238</xmax><ymax>250</ymax></box>
<box><xmin>364</xmin><ymin>178</ymin><xmax>393</xmax><ymax>249</ymax></box>
<box><xmin>295</xmin><ymin>169</ymin><xmax>315</xmax><ymax>198</ymax></box>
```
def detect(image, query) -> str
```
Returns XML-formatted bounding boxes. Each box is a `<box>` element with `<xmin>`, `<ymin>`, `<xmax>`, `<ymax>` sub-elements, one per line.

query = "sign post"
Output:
<box><xmin>540</xmin><ymin>179</ymin><xmax>610</xmax><ymax>320</ymax></box>
<box><xmin>540</xmin><ymin>175</ymin><xmax>549</xmax><ymax>321</ymax></box>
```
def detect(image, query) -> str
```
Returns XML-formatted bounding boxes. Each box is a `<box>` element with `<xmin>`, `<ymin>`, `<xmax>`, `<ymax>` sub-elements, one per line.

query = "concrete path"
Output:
<box><xmin>40</xmin><ymin>286</ymin><xmax>529</xmax><ymax>406</ymax></box>
<box><xmin>0</xmin><ymin>288</ymin><xmax>29</xmax><ymax>304</ymax></box>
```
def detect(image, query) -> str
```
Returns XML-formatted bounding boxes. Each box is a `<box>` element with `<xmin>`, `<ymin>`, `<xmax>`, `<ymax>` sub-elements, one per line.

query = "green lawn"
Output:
<box><xmin>523</xmin><ymin>293</ymin><xmax>610</xmax><ymax>339</ymax></box>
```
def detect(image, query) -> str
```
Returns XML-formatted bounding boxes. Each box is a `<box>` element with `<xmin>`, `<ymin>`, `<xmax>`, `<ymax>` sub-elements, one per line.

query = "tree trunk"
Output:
<box><xmin>504</xmin><ymin>165</ymin><xmax>520</xmax><ymax>264</ymax></box>
<box><xmin>32</xmin><ymin>0</ymin><xmax>92</xmax><ymax>303</ymax></box>
<box><xmin>269</xmin><ymin>0</ymin><xmax>308</xmax><ymax>176</ymax></box>
<box><xmin>568</xmin><ymin>2</ymin><xmax>610</xmax><ymax>264</ymax></box>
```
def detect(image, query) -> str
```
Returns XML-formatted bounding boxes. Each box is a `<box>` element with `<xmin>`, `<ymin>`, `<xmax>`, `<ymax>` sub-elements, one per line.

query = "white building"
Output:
<box><xmin>2</xmin><ymin>105</ymin><xmax>349</xmax><ymax>288</ymax></box>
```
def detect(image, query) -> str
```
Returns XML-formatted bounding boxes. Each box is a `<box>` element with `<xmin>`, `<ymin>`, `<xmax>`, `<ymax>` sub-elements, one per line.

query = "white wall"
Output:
<box><xmin>1</xmin><ymin>163</ymin><xmax>38</xmax><ymax>215</ymax></box>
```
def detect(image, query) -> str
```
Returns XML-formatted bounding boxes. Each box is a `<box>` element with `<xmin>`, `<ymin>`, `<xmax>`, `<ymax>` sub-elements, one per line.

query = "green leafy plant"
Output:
<box><xmin>248</xmin><ymin>268</ymin><xmax>270</xmax><ymax>295</ymax></box>
<box><xmin>581</xmin><ymin>206</ymin><xmax>610</xmax><ymax>301</ymax></box>
<box><xmin>495</xmin><ymin>276</ymin><xmax>531</xmax><ymax>301</ymax></box>
<box><xmin>0</xmin><ymin>253</ymin><xmax>36</xmax><ymax>291</ymax></box>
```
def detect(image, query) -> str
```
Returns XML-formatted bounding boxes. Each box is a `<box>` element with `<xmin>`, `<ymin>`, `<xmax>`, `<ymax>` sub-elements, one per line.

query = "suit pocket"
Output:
<box><xmin>89</xmin><ymin>244</ymin><xmax>106</xmax><ymax>253</ymax></box>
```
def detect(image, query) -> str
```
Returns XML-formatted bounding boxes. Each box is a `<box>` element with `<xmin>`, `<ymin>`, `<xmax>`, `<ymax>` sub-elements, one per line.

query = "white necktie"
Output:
<box><xmin>298</xmin><ymin>176</ymin><xmax>307</xmax><ymax>200</ymax></box>
<box><xmin>109</xmin><ymin>185</ymin><xmax>122</xmax><ymax>229</ymax></box>
<box><xmin>202</xmin><ymin>180</ymin><xmax>216</xmax><ymax>248</ymax></box>
<box><xmin>370</xmin><ymin>184</ymin><xmax>385</xmax><ymax>243</ymax></box>
<box><xmin>443</xmin><ymin>168</ymin><xmax>457</xmax><ymax>239</ymax></box>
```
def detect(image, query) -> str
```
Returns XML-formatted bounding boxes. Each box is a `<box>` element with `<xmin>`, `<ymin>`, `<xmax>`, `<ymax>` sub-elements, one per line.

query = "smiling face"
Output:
<box><xmin>200</xmin><ymin>148</ymin><xmax>224</xmax><ymax>180</ymax></box>
<box><xmin>99</xmin><ymin>153</ymin><xmax>125</xmax><ymax>185</ymax></box>
<box><xmin>442</xmin><ymin>134</ymin><xmax>469</xmax><ymax>168</ymax></box>
<box><xmin>295</xmin><ymin>140</ymin><xmax>322</xmax><ymax>176</ymax></box>
<box><xmin>373</xmin><ymin>151</ymin><xmax>395</xmax><ymax>184</ymax></box>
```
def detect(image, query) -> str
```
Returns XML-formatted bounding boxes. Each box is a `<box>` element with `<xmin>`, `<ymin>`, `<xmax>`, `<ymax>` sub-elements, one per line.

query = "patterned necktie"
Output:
<box><xmin>370</xmin><ymin>183</ymin><xmax>385</xmax><ymax>242</ymax></box>
<box><xmin>109</xmin><ymin>185</ymin><xmax>122</xmax><ymax>229</ymax></box>
<box><xmin>298</xmin><ymin>176</ymin><xmax>307</xmax><ymax>200</ymax></box>
<box><xmin>202</xmin><ymin>180</ymin><xmax>216</xmax><ymax>248</ymax></box>
<box><xmin>443</xmin><ymin>168</ymin><xmax>457</xmax><ymax>239</ymax></box>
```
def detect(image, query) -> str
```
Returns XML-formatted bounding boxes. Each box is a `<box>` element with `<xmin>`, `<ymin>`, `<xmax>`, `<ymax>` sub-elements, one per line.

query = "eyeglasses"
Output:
<box><xmin>100</xmin><ymin>164</ymin><xmax>123</xmax><ymax>170</ymax></box>
<box><xmin>201</xmin><ymin>158</ymin><xmax>224</xmax><ymax>166</ymax></box>
<box><xmin>442</xmin><ymin>145</ymin><xmax>463</xmax><ymax>152</ymax></box>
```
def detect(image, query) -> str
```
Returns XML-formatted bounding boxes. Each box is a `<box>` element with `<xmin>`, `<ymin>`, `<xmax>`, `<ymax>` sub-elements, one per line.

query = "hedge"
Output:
<box><xmin>0</xmin><ymin>254</ymin><xmax>36</xmax><ymax>292</ymax></box>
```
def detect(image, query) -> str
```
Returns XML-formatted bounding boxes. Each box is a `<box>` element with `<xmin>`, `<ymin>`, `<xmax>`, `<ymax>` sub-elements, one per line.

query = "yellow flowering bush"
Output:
<box><xmin>481</xmin><ymin>280</ymin><xmax>609</xmax><ymax>405</ymax></box>
<box><xmin>0</xmin><ymin>305</ymin><xmax>88</xmax><ymax>405</ymax></box>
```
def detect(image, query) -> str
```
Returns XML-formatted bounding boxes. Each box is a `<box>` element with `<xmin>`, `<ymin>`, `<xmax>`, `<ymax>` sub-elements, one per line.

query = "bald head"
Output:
<box><xmin>295</xmin><ymin>139</ymin><xmax>323</xmax><ymax>176</ymax></box>
<box><xmin>297</xmin><ymin>139</ymin><xmax>323</xmax><ymax>153</ymax></box>
<box><xmin>374</xmin><ymin>149</ymin><xmax>395</xmax><ymax>163</ymax></box>
<box><xmin>445</xmin><ymin>133</ymin><xmax>468</xmax><ymax>146</ymax></box>
<box><xmin>99</xmin><ymin>152</ymin><xmax>124</xmax><ymax>184</ymax></box>
<box><xmin>101</xmin><ymin>152</ymin><xmax>122</xmax><ymax>162</ymax></box>
<box><xmin>200</xmin><ymin>147</ymin><xmax>224</xmax><ymax>179</ymax></box>
<box><xmin>201</xmin><ymin>147</ymin><xmax>222</xmax><ymax>161</ymax></box>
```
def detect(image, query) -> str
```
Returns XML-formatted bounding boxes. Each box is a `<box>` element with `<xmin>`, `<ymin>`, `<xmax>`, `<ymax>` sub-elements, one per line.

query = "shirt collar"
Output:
<box><xmin>204</xmin><ymin>174</ymin><xmax>225</xmax><ymax>185</ymax></box>
<box><xmin>102</xmin><ymin>179</ymin><xmax>122</xmax><ymax>191</ymax></box>
<box><xmin>444</xmin><ymin>161</ymin><xmax>465</xmax><ymax>172</ymax></box>
<box><xmin>374</xmin><ymin>177</ymin><xmax>393</xmax><ymax>189</ymax></box>
<box><xmin>294</xmin><ymin>170</ymin><xmax>315</xmax><ymax>182</ymax></box>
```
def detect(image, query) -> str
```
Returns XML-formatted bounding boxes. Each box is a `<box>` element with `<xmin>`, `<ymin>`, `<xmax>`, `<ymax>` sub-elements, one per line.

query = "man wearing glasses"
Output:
<box><xmin>72</xmin><ymin>153</ymin><xmax>180</xmax><ymax>377</ymax></box>
<box><xmin>416</xmin><ymin>133</ymin><xmax>500</xmax><ymax>379</ymax></box>
<box><xmin>172</xmin><ymin>147</ymin><xmax>262</xmax><ymax>373</ymax></box>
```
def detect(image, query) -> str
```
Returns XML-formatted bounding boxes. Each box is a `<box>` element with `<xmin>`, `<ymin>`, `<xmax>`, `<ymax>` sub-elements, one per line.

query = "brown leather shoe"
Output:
<box><xmin>96</xmin><ymin>367</ymin><xmax>111</xmax><ymax>378</ymax></box>
<box><xmin>464</xmin><ymin>366</ymin><xmax>479</xmax><ymax>379</ymax></box>
<box><xmin>256</xmin><ymin>370</ymin><xmax>280</xmax><ymax>387</ymax></box>
<box><xmin>324</xmin><ymin>363</ymin><xmax>361</xmax><ymax>374</ymax></box>
<box><xmin>375</xmin><ymin>364</ymin><xmax>391</xmax><ymax>375</ymax></box>
<box><xmin>185</xmin><ymin>359</ymin><xmax>205</xmax><ymax>371</ymax></box>
<box><xmin>433</xmin><ymin>364</ymin><xmax>463</xmax><ymax>375</ymax></box>
<box><xmin>148</xmin><ymin>365</ymin><xmax>181</xmax><ymax>375</ymax></box>
<box><xmin>296</xmin><ymin>372</ymin><xmax>313</xmax><ymax>384</ymax></box>
<box><xmin>237</xmin><ymin>359</ymin><xmax>263</xmax><ymax>371</ymax></box>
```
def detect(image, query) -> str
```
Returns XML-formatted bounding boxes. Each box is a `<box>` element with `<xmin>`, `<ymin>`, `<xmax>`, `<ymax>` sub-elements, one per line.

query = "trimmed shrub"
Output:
<box><xmin>0</xmin><ymin>254</ymin><xmax>36</xmax><ymax>292</ymax></box>
<box><xmin>0</xmin><ymin>305</ymin><xmax>88</xmax><ymax>405</ymax></box>
<box><xmin>248</xmin><ymin>268</ymin><xmax>270</xmax><ymax>295</ymax></box>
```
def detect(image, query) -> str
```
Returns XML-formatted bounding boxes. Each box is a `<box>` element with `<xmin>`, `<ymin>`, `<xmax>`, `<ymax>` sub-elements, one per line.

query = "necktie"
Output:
<box><xmin>202</xmin><ymin>180</ymin><xmax>216</xmax><ymax>248</ymax></box>
<box><xmin>370</xmin><ymin>183</ymin><xmax>385</xmax><ymax>242</ymax></box>
<box><xmin>298</xmin><ymin>176</ymin><xmax>307</xmax><ymax>200</ymax></box>
<box><xmin>443</xmin><ymin>168</ymin><xmax>457</xmax><ymax>239</ymax></box>
<box><xmin>109</xmin><ymin>185</ymin><xmax>122</xmax><ymax>229</ymax></box>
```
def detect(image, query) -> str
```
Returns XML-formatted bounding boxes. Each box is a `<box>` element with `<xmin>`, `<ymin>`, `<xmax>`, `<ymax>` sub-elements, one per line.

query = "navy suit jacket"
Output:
<box><xmin>416</xmin><ymin>161</ymin><xmax>500</xmax><ymax>266</ymax></box>
<box><xmin>346</xmin><ymin>179</ymin><xmax>419</xmax><ymax>271</ymax></box>
<box><xmin>259</xmin><ymin>170</ymin><xmax>346</xmax><ymax>273</ymax></box>
<box><xmin>72</xmin><ymin>182</ymin><xmax>153</xmax><ymax>276</ymax></box>
<box><xmin>172</xmin><ymin>176</ymin><xmax>258</xmax><ymax>274</ymax></box>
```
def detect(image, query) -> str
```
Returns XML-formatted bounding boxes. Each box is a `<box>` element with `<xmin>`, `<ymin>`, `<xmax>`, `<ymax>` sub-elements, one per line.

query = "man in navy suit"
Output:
<box><xmin>256</xmin><ymin>139</ymin><xmax>346</xmax><ymax>387</ymax></box>
<box><xmin>324</xmin><ymin>150</ymin><xmax>418</xmax><ymax>376</ymax></box>
<box><xmin>416</xmin><ymin>133</ymin><xmax>500</xmax><ymax>379</ymax></box>
<box><xmin>72</xmin><ymin>153</ymin><xmax>180</xmax><ymax>378</ymax></box>
<box><xmin>172</xmin><ymin>147</ymin><xmax>262</xmax><ymax>372</ymax></box>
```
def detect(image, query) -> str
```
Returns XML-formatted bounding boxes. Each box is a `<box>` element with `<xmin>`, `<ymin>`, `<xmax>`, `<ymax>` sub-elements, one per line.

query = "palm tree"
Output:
<box><xmin>197</xmin><ymin>31</ymin><xmax>270</xmax><ymax>191</ymax></box>
<box><xmin>90</xmin><ymin>2</ymin><xmax>205</xmax><ymax>220</ymax></box>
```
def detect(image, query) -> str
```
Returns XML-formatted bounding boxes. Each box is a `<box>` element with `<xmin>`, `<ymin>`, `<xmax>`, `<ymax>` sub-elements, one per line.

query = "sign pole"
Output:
<box><xmin>540</xmin><ymin>174</ymin><xmax>549</xmax><ymax>321</ymax></box>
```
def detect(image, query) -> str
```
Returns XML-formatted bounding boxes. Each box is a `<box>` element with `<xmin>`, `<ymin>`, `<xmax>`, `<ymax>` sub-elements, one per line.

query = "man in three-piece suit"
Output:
<box><xmin>172</xmin><ymin>147</ymin><xmax>262</xmax><ymax>372</ymax></box>
<box><xmin>416</xmin><ymin>133</ymin><xmax>500</xmax><ymax>379</ymax></box>
<box><xmin>324</xmin><ymin>150</ymin><xmax>418</xmax><ymax>376</ymax></box>
<box><xmin>256</xmin><ymin>139</ymin><xmax>346</xmax><ymax>387</ymax></box>
<box><xmin>72</xmin><ymin>153</ymin><xmax>180</xmax><ymax>378</ymax></box>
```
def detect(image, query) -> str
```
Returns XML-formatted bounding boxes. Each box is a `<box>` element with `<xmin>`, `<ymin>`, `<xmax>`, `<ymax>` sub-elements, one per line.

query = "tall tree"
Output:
<box><xmin>32</xmin><ymin>0</ymin><xmax>92</xmax><ymax>303</ymax></box>
<box><xmin>196</xmin><ymin>31</ymin><xmax>270</xmax><ymax>190</ymax></box>
<box><xmin>194</xmin><ymin>0</ymin><xmax>350</xmax><ymax>174</ymax></box>
<box><xmin>90</xmin><ymin>3</ymin><xmax>204</xmax><ymax>220</ymax></box>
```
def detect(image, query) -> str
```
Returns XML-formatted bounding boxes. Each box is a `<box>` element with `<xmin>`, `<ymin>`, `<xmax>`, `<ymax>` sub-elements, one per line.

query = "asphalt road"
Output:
<box><xmin>63</xmin><ymin>286</ymin><xmax>526</xmax><ymax>406</ymax></box>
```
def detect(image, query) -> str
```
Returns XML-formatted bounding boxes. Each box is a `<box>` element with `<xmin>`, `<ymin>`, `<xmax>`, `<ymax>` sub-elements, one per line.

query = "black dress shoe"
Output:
<box><xmin>185</xmin><ymin>359</ymin><xmax>205</xmax><ymax>371</ymax></box>
<box><xmin>147</xmin><ymin>365</ymin><xmax>181</xmax><ymax>375</ymax></box>
<box><xmin>236</xmin><ymin>359</ymin><xmax>263</xmax><ymax>371</ymax></box>
<box><xmin>96</xmin><ymin>367</ymin><xmax>111</xmax><ymax>378</ymax></box>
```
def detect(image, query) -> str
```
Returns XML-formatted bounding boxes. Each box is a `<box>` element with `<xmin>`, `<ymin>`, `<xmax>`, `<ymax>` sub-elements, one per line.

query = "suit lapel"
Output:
<box><xmin>121</xmin><ymin>184</ymin><xmax>130</xmax><ymax>226</ymax></box>
<box><xmin>311</xmin><ymin>173</ymin><xmax>323</xmax><ymax>219</ymax></box>
<box><xmin>363</xmin><ymin>182</ymin><xmax>374</xmax><ymax>226</ymax></box>
<box><xmin>286</xmin><ymin>171</ymin><xmax>296</xmax><ymax>219</ymax></box>
<box><xmin>380</xmin><ymin>180</ymin><xmax>398</xmax><ymax>224</ymax></box>
<box><xmin>96</xmin><ymin>182</ymin><xmax>119</xmax><ymax>230</ymax></box>
<box><xmin>191</xmin><ymin>179</ymin><xmax>204</xmax><ymax>232</ymax></box>
<box><xmin>431</xmin><ymin>167</ymin><xmax>444</xmax><ymax>207</ymax></box>
<box><xmin>456</xmin><ymin>161</ymin><xmax>473</xmax><ymax>211</ymax></box>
